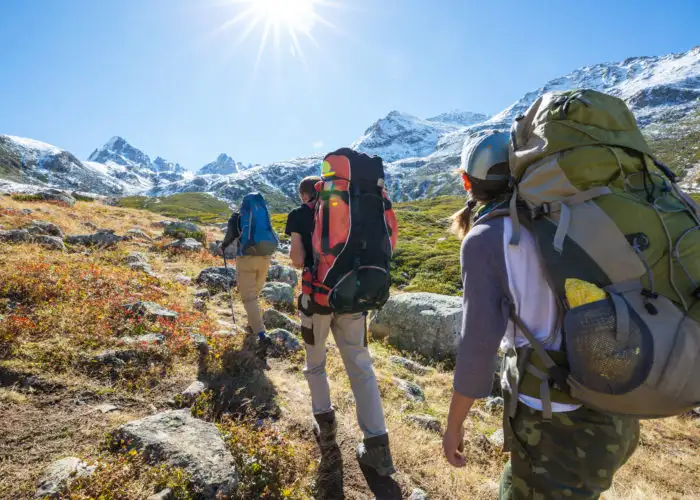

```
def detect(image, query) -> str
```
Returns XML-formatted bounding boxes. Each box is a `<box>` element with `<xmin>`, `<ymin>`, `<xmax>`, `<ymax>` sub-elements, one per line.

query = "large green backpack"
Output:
<box><xmin>500</xmin><ymin>89</ymin><xmax>700</xmax><ymax>419</ymax></box>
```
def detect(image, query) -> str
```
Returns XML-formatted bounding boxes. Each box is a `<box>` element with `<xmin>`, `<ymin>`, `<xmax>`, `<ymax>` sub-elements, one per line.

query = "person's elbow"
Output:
<box><xmin>290</xmin><ymin>248</ymin><xmax>305</xmax><ymax>268</ymax></box>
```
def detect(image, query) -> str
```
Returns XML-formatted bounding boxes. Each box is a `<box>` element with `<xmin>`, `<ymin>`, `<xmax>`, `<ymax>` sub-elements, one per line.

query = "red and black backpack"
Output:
<box><xmin>309</xmin><ymin>148</ymin><xmax>398</xmax><ymax>314</ymax></box>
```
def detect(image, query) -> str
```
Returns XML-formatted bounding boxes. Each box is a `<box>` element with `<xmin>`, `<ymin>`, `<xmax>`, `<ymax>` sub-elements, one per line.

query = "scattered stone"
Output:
<box><xmin>260</xmin><ymin>282</ymin><xmax>295</xmax><ymax>307</ymax></box>
<box><xmin>147</xmin><ymin>489</ymin><xmax>173</xmax><ymax>500</ymax></box>
<box><xmin>193</xmin><ymin>298</ymin><xmax>207</xmax><ymax>311</ymax></box>
<box><xmin>130</xmin><ymin>262</ymin><xmax>156</xmax><ymax>276</ymax></box>
<box><xmin>83</xmin><ymin>221</ymin><xmax>98</xmax><ymax>230</ymax></box>
<box><xmin>175</xmin><ymin>274</ymin><xmax>192</xmax><ymax>285</ymax></box>
<box><xmin>267</xmin><ymin>265</ymin><xmax>299</xmax><ymax>287</ymax></box>
<box><xmin>405</xmin><ymin>414</ymin><xmax>442</xmax><ymax>434</ymax></box>
<box><xmin>20</xmin><ymin>208</ymin><xmax>33</xmax><ymax>215</ymax></box>
<box><xmin>262</xmin><ymin>309</ymin><xmax>300</xmax><ymax>333</ymax></box>
<box><xmin>0</xmin><ymin>229</ymin><xmax>32</xmax><ymax>243</ymax></box>
<box><xmin>90</xmin><ymin>349</ymin><xmax>148</xmax><ymax>367</ymax></box>
<box><xmin>181</xmin><ymin>381</ymin><xmax>208</xmax><ymax>405</ymax></box>
<box><xmin>267</xmin><ymin>329</ymin><xmax>302</xmax><ymax>357</ymax></box>
<box><xmin>39</xmin><ymin>189</ymin><xmax>76</xmax><ymax>207</ymax></box>
<box><xmin>118</xmin><ymin>333</ymin><xmax>166</xmax><ymax>346</ymax></box>
<box><xmin>196</xmin><ymin>267</ymin><xmax>237</xmax><ymax>292</ymax></box>
<box><xmin>194</xmin><ymin>289</ymin><xmax>211</xmax><ymax>299</ymax></box>
<box><xmin>394</xmin><ymin>378</ymin><xmax>425</xmax><ymax>402</ymax></box>
<box><xmin>277</xmin><ymin>242</ymin><xmax>291</xmax><ymax>255</ymax></box>
<box><xmin>125</xmin><ymin>252</ymin><xmax>149</xmax><ymax>265</ymax></box>
<box><xmin>166</xmin><ymin>238</ymin><xmax>203</xmax><ymax>252</ymax></box>
<box><xmin>113</xmin><ymin>409</ymin><xmax>238</xmax><ymax>498</ymax></box>
<box><xmin>369</xmin><ymin>293</ymin><xmax>463</xmax><ymax>360</ymax></box>
<box><xmin>409</xmin><ymin>488</ymin><xmax>429</xmax><ymax>500</ymax></box>
<box><xmin>189</xmin><ymin>333</ymin><xmax>209</xmax><ymax>354</ymax></box>
<box><xmin>127</xmin><ymin>228</ymin><xmax>153</xmax><ymax>241</ymax></box>
<box><xmin>34</xmin><ymin>457</ymin><xmax>96</xmax><ymax>498</ymax></box>
<box><xmin>488</xmin><ymin>428</ymin><xmax>505</xmax><ymax>448</ymax></box>
<box><xmin>123</xmin><ymin>301</ymin><xmax>178</xmax><ymax>321</ymax></box>
<box><xmin>95</xmin><ymin>403</ymin><xmax>119</xmax><ymax>414</ymax></box>
<box><xmin>163</xmin><ymin>221</ymin><xmax>204</xmax><ymax>241</ymax></box>
<box><xmin>27</xmin><ymin>220</ymin><xmax>64</xmax><ymax>238</ymax></box>
<box><xmin>34</xmin><ymin>235</ymin><xmax>66</xmax><ymax>251</ymax></box>
<box><xmin>66</xmin><ymin>230</ymin><xmax>124</xmax><ymax>248</ymax></box>
<box><xmin>485</xmin><ymin>396</ymin><xmax>504</xmax><ymax>413</ymax></box>
<box><xmin>388</xmin><ymin>355</ymin><xmax>430</xmax><ymax>375</ymax></box>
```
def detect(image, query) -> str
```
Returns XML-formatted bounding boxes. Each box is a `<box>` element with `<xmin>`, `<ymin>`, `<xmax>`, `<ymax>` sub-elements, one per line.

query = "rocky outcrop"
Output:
<box><xmin>260</xmin><ymin>282</ymin><xmax>295</xmax><ymax>307</ymax></box>
<box><xmin>34</xmin><ymin>457</ymin><xmax>95</xmax><ymax>498</ymax></box>
<box><xmin>266</xmin><ymin>329</ymin><xmax>302</xmax><ymax>357</ymax></box>
<box><xmin>196</xmin><ymin>267</ymin><xmax>237</xmax><ymax>292</ymax></box>
<box><xmin>39</xmin><ymin>189</ymin><xmax>76</xmax><ymax>207</ymax></box>
<box><xmin>66</xmin><ymin>230</ymin><xmax>124</xmax><ymax>248</ymax></box>
<box><xmin>262</xmin><ymin>309</ymin><xmax>300</xmax><ymax>333</ymax></box>
<box><xmin>123</xmin><ymin>301</ymin><xmax>178</xmax><ymax>321</ymax></box>
<box><xmin>369</xmin><ymin>293</ymin><xmax>462</xmax><ymax>360</ymax></box>
<box><xmin>266</xmin><ymin>265</ymin><xmax>299</xmax><ymax>287</ymax></box>
<box><xmin>165</xmin><ymin>238</ymin><xmax>203</xmax><ymax>252</ymax></box>
<box><xmin>113</xmin><ymin>410</ymin><xmax>238</xmax><ymax>499</ymax></box>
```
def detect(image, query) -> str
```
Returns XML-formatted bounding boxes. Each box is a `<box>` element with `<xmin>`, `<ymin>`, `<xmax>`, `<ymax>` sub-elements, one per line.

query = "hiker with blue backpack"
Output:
<box><xmin>444</xmin><ymin>90</ymin><xmax>700</xmax><ymax>499</ymax></box>
<box><xmin>218</xmin><ymin>192</ymin><xmax>278</xmax><ymax>352</ymax></box>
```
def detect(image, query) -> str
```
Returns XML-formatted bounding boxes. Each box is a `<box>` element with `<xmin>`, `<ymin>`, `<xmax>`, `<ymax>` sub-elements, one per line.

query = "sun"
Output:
<box><xmin>217</xmin><ymin>0</ymin><xmax>334</xmax><ymax>69</ymax></box>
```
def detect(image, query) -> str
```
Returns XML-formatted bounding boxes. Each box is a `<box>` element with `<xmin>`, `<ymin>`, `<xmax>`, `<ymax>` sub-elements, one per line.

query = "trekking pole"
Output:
<box><xmin>222</xmin><ymin>253</ymin><xmax>236</xmax><ymax>325</ymax></box>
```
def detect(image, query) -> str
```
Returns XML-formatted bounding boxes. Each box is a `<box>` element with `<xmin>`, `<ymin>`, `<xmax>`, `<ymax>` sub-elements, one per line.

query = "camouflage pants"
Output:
<box><xmin>499</xmin><ymin>402</ymin><xmax>640</xmax><ymax>500</ymax></box>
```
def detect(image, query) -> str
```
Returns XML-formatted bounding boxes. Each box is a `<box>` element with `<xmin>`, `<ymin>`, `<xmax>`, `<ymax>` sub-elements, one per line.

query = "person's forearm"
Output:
<box><xmin>447</xmin><ymin>391</ymin><xmax>475</xmax><ymax>431</ymax></box>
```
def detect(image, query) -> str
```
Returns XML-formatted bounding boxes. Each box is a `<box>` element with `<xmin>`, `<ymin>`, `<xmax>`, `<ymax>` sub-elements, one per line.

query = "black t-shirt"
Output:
<box><xmin>285</xmin><ymin>203</ymin><xmax>315</xmax><ymax>269</ymax></box>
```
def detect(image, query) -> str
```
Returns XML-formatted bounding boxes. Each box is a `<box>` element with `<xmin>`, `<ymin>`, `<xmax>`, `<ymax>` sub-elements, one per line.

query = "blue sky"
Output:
<box><xmin>1</xmin><ymin>0</ymin><xmax>698</xmax><ymax>170</ymax></box>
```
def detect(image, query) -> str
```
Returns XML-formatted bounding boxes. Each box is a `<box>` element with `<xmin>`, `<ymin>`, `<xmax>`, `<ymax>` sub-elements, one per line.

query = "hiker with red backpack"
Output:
<box><xmin>218</xmin><ymin>192</ymin><xmax>278</xmax><ymax>352</ymax></box>
<box><xmin>443</xmin><ymin>90</ymin><xmax>700</xmax><ymax>499</ymax></box>
<box><xmin>286</xmin><ymin>149</ymin><xmax>399</xmax><ymax>477</ymax></box>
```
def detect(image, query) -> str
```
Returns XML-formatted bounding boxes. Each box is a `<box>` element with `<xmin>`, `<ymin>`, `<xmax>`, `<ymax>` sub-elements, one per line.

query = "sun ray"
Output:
<box><xmin>254</xmin><ymin>21</ymin><xmax>273</xmax><ymax>74</ymax></box>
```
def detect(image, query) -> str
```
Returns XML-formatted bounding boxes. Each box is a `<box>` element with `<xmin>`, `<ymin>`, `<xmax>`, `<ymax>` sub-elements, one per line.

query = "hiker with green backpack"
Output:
<box><xmin>218</xmin><ymin>192</ymin><xmax>279</xmax><ymax>352</ymax></box>
<box><xmin>443</xmin><ymin>90</ymin><xmax>700</xmax><ymax>499</ymax></box>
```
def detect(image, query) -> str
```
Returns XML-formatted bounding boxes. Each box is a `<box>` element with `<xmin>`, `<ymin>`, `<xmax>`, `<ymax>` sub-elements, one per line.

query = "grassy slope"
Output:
<box><xmin>645</xmin><ymin>110</ymin><xmax>700</xmax><ymax>178</ymax></box>
<box><xmin>118</xmin><ymin>192</ymin><xmax>232</xmax><ymax>224</ymax></box>
<box><xmin>0</xmin><ymin>196</ymin><xmax>698</xmax><ymax>499</ymax></box>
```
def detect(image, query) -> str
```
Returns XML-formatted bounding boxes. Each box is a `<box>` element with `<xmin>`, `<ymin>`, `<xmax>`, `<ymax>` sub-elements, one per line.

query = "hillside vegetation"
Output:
<box><xmin>118</xmin><ymin>193</ymin><xmax>232</xmax><ymax>224</ymax></box>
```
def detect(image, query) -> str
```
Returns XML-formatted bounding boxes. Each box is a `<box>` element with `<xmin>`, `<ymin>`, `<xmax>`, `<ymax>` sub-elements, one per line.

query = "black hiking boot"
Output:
<box><xmin>313</xmin><ymin>410</ymin><xmax>338</xmax><ymax>453</ymax></box>
<box><xmin>356</xmin><ymin>433</ymin><xmax>396</xmax><ymax>477</ymax></box>
<box><xmin>256</xmin><ymin>333</ymin><xmax>273</xmax><ymax>358</ymax></box>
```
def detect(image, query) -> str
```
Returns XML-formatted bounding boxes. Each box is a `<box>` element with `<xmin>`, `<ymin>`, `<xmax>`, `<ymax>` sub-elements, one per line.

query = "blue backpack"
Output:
<box><xmin>238</xmin><ymin>193</ymin><xmax>278</xmax><ymax>257</ymax></box>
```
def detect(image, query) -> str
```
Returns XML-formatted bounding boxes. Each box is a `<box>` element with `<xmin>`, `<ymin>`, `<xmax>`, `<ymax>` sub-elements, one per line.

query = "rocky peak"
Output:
<box><xmin>197</xmin><ymin>153</ymin><xmax>240</xmax><ymax>175</ymax></box>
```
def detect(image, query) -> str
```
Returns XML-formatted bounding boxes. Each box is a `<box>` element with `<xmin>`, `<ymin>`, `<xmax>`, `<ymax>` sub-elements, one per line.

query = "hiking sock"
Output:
<box><xmin>356</xmin><ymin>433</ymin><xmax>396</xmax><ymax>477</ymax></box>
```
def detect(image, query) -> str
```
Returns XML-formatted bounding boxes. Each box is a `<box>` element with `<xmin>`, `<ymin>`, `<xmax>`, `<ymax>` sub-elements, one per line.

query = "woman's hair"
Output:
<box><xmin>450</xmin><ymin>162</ymin><xmax>510</xmax><ymax>239</ymax></box>
<box><xmin>299</xmin><ymin>176</ymin><xmax>322</xmax><ymax>202</ymax></box>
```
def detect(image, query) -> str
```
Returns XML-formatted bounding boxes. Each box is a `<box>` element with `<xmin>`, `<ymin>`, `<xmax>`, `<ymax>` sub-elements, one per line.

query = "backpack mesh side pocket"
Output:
<box><xmin>564</xmin><ymin>298</ymin><xmax>653</xmax><ymax>395</ymax></box>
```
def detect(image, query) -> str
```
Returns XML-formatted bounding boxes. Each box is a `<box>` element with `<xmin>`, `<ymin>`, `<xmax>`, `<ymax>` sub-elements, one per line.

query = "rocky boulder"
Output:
<box><xmin>369</xmin><ymin>293</ymin><xmax>462</xmax><ymax>360</ymax></box>
<box><xmin>34</xmin><ymin>457</ymin><xmax>95</xmax><ymax>498</ymax></box>
<box><xmin>66</xmin><ymin>230</ymin><xmax>124</xmax><ymax>248</ymax></box>
<box><xmin>262</xmin><ymin>309</ymin><xmax>300</xmax><ymax>333</ymax></box>
<box><xmin>26</xmin><ymin>220</ymin><xmax>64</xmax><ymax>238</ymax></box>
<box><xmin>127</xmin><ymin>228</ymin><xmax>153</xmax><ymax>241</ymax></box>
<box><xmin>267</xmin><ymin>329</ymin><xmax>303</xmax><ymax>357</ymax></box>
<box><xmin>0</xmin><ymin>229</ymin><xmax>32</xmax><ymax>243</ymax></box>
<box><xmin>39</xmin><ymin>189</ymin><xmax>76</xmax><ymax>207</ymax></box>
<box><xmin>123</xmin><ymin>301</ymin><xmax>178</xmax><ymax>321</ymax></box>
<box><xmin>34</xmin><ymin>235</ymin><xmax>66</xmax><ymax>251</ymax></box>
<box><xmin>163</xmin><ymin>221</ymin><xmax>205</xmax><ymax>243</ymax></box>
<box><xmin>165</xmin><ymin>238</ymin><xmax>203</xmax><ymax>252</ymax></box>
<box><xmin>260</xmin><ymin>282</ymin><xmax>295</xmax><ymax>307</ymax></box>
<box><xmin>394</xmin><ymin>377</ymin><xmax>425</xmax><ymax>402</ymax></box>
<box><xmin>405</xmin><ymin>414</ymin><xmax>442</xmax><ymax>434</ymax></box>
<box><xmin>388</xmin><ymin>355</ymin><xmax>430</xmax><ymax>375</ymax></box>
<box><xmin>114</xmin><ymin>410</ymin><xmax>238</xmax><ymax>499</ymax></box>
<box><xmin>267</xmin><ymin>265</ymin><xmax>299</xmax><ymax>287</ymax></box>
<box><xmin>196</xmin><ymin>267</ymin><xmax>237</xmax><ymax>292</ymax></box>
<box><xmin>124</xmin><ymin>252</ymin><xmax>149</xmax><ymax>265</ymax></box>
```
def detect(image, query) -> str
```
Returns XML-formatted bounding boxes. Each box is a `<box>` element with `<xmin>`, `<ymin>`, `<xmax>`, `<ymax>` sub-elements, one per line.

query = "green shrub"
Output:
<box><xmin>11</xmin><ymin>193</ymin><xmax>42</xmax><ymax>202</ymax></box>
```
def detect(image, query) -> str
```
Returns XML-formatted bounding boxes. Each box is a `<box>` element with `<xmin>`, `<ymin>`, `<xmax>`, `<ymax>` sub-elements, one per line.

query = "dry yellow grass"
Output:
<box><xmin>1</xmin><ymin>195</ymin><xmax>699</xmax><ymax>499</ymax></box>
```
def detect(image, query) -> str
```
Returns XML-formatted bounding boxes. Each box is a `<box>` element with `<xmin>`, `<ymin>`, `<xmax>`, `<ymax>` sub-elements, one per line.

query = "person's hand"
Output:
<box><xmin>443</xmin><ymin>423</ymin><xmax>466</xmax><ymax>467</ymax></box>
<box><xmin>216</xmin><ymin>244</ymin><xmax>224</xmax><ymax>257</ymax></box>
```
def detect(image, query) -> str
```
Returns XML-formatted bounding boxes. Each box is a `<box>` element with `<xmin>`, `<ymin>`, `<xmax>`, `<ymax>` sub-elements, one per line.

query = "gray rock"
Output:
<box><xmin>27</xmin><ymin>220</ymin><xmax>64</xmax><ymax>238</ymax></box>
<box><xmin>163</xmin><ymin>221</ymin><xmax>203</xmax><ymax>239</ymax></box>
<box><xmin>267</xmin><ymin>265</ymin><xmax>299</xmax><ymax>287</ymax></box>
<box><xmin>405</xmin><ymin>414</ymin><xmax>442</xmax><ymax>434</ymax></box>
<box><xmin>147</xmin><ymin>489</ymin><xmax>173</xmax><ymax>500</ymax></box>
<box><xmin>90</xmin><ymin>349</ymin><xmax>148</xmax><ymax>367</ymax></box>
<box><xmin>388</xmin><ymin>355</ymin><xmax>430</xmax><ymax>375</ymax></box>
<box><xmin>175</xmin><ymin>274</ymin><xmax>192</xmax><ymax>285</ymax></box>
<box><xmin>125</xmin><ymin>252</ymin><xmax>149</xmax><ymax>265</ymax></box>
<box><xmin>0</xmin><ymin>229</ymin><xmax>32</xmax><ymax>243</ymax></box>
<box><xmin>196</xmin><ymin>267</ymin><xmax>237</xmax><ymax>292</ymax></box>
<box><xmin>34</xmin><ymin>457</ymin><xmax>95</xmax><ymax>498</ymax></box>
<box><xmin>189</xmin><ymin>333</ymin><xmax>209</xmax><ymax>354</ymax></box>
<box><xmin>267</xmin><ymin>329</ymin><xmax>302</xmax><ymax>357</ymax></box>
<box><xmin>194</xmin><ymin>289</ymin><xmax>211</xmax><ymax>299</ymax></box>
<box><xmin>95</xmin><ymin>403</ymin><xmax>119</xmax><ymax>414</ymax></box>
<box><xmin>34</xmin><ymin>235</ymin><xmax>66</xmax><ymax>251</ymax></box>
<box><xmin>114</xmin><ymin>409</ymin><xmax>238</xmax><ymax>498</ymax></box>
<box><xmin>166</xmin><ymin>238</ymin><xmax>203</xmax><ymax>252</ymax></box>
<box><xmin>277</xmin><ymin>242</ymin><xmax>291</xmax><ymax>255</ymax></box>
<box><xmin>262</xmin><ymin>309</ymin><xmax>300</xmax><ymax>333</ymax></box>
<box><xmin>123</xmin><ymin>301</ymin><xmax>178</xmax><ymax>321</ymax></box>
<box><xmin>369</xmin><ymin>293</ymin><xmax>462</xmax><ymax>360</ymax></box>
<box><xmin>193</xmin><ymin>298</ymin><xmax>207</xmax><ymax>311</ymax></box>
<box><xmin>130</xmin><ymin>262</ymin><xmax>155</xmax><ymax>276</ymax></box>
<box><xmin>409</xmin><ymin>488</ymin><xmax>429</xmax><ymax>500</ymax></box>
<box><xmin>66</xmin><ymin>230</ymin><xmax>124</xmax><ymax>248</ymax></box>
<box><xmin>181</xmin><ymin>381</ymin><xmax>208</xmax><ymax>405</ymax></box>
<box><xmin>394</xmin><ymin>378</ymin><xmax>425</xmax><ymax>402</ymax></box>
<box><xmin>260</xmin><ymin>282</ymin><xmax>295</xmax><ymax>307</ymax></box>
<box><xmin>39</xmin><ymin>189</ymin><xmax>76</xmax><ymax>207</ymax></box>
<box><xmin>488</xmin><ymin>428</ymin><xmax>505</xmax><ymax>448</ymax></box>
<box><xmin>127</xmin><ymin>228</ymin><xmax>153</xmax><ymax>241</ymax></box>
<box><xmin>20</xmin><ymin>208</ymin><xmax>33</xmax><ymax>215</ymax></box>
<box><xmin>485</xmin><ymin>396</ymin><xmax>504</xmax><ymax>413</ymax></box>
<box><xmin>118</xmin><ymin>333</ymin><xmax>166</xmax><ymax>346</ymax></box>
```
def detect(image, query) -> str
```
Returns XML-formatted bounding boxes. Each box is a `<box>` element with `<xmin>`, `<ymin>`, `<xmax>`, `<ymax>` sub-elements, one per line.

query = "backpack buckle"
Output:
<box><xmin>547</xmin><ymin>365</ymin><xmax>571</xmax><ymax>394</ymax></box>
<box><xmin>532</xmin><ymin>203</ymin><xmax>550</xmax><ymax>219</ymax></box>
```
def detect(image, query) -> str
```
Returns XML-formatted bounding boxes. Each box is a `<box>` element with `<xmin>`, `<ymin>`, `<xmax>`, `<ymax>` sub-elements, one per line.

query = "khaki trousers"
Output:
<box><xmin>236</xmin><ymin>255</ymin><xmax>271</xmax><ymax>334</ymax></box>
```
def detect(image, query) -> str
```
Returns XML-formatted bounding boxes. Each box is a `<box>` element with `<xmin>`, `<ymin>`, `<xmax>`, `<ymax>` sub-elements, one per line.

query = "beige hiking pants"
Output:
<box><xmin>235</xmin><ymin>255</ymin><xmax>271</xmax><ymax>334</ymax></box>
<box><xmin>303</xmin><ymin>311</ymin><xmax>387</xmax><ymax>438</ymax></box>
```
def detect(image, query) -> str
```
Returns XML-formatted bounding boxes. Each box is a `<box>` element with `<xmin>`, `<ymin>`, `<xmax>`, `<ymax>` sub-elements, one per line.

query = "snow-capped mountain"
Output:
<box><xmin>1</xmin><ymin>45</ymin><xmax>698</xmax><ymax>207</ymax></box>
<box><xmin>197</xmin><ymin>154</ymin><xmax>247</xmax><ymax>176</ymax></box>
